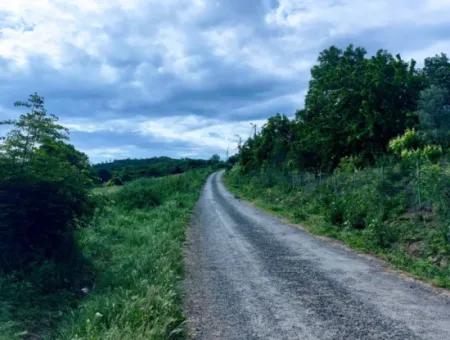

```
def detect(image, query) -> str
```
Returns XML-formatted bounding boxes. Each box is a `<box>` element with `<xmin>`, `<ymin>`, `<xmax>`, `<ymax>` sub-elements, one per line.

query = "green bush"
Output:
<box><xmin>0</xmin><ymin>177</ymin><xmax>94</xmax><ymax>268</ymax></box>
<box><xmin>362</xmin><ymin>219</ymin><xmax>398</xmax><ymax>249</ymax></box>
<box><xmin>0</xmin><ymin>94</ymin><xmax>94</xmax><ymax>270</ymax></box>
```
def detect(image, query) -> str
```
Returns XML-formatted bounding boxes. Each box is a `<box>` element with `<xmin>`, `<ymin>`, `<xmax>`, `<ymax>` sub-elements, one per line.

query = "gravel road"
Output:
<box><xmin>184</xmin><ymin>171</ymin><xmax>450</xmax><ymax>340</ymax></box>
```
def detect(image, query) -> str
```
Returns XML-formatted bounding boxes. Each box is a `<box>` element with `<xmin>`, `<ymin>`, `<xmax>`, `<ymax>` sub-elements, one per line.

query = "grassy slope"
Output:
<box><xmin>0</xmin><ymin>169</ymin><xmax>210</xmax><ymax>339</ymax></box>
<box><xmin>224</xmin><ymin>168</ymin><xmax>450</xmax><ymax>289</ymax></box>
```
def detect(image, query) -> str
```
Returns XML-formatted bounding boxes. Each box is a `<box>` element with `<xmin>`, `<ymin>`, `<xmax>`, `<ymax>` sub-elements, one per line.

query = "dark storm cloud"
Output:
<box><xmin>1</xmin><ymin>0</ymin><xmax>449</xmax><ymax>162</ymax></box>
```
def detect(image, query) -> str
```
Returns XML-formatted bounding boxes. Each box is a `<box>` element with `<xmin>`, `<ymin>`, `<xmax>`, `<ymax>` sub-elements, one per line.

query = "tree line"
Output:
<box><xmin>238</xmin><ymin>45</ymin><xmax>450</xmax><ymax>174</ymax></box>
<box><xmin>93</xmin><ymin>155</ymin><xmax>223</xmax><ymax>185</ymax></box>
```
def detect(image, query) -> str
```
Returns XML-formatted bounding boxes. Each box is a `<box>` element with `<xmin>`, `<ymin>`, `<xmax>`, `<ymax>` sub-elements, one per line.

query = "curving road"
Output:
<box><xmin>184</xmin><ymin>171</ymin><xmax>450</xmax><ymax>340</ymax></box>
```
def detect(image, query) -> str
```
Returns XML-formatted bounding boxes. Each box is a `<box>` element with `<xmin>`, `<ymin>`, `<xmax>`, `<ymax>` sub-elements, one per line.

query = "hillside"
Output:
<box><xmin>92</xmin><ymin>156</ymin><xmax>222</xmax><ymax>184</ymax></box>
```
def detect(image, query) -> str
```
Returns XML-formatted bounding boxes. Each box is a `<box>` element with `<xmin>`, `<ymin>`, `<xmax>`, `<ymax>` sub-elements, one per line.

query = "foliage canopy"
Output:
<box><xmin>237</xmin><ymin>46</ymin><xmax>449</xmax><ymax>174</ymax></box>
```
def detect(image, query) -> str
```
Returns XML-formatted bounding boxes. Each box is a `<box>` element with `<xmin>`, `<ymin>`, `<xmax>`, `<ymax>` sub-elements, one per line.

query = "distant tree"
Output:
<box><xmin>237</xmin><ymin>114</ymin><xmax>295</xmax><ymax>173</ymax></box>
<box><xmin>209</xmin><ymin>154</ymin><xmax>220</xmax><ymax>163</ymax></box>
<box><xmin>423</xmin><ymin>53</ymin><xmax>450</xmax><ymax>90</ymax></box>
<box><xmin>417</xmin><ymin>54</ymin><xmax>450</xmax><ymax>147</ymax></box>
<box><xmin>417</xmin><ymin>85</ymin><xmax>450</xmax><ymax>146</ymax></box>
<box><xmin>255</xmin><ymin>114</ymin><xmax>293</xmax><ymax>169</ymax></box>
<box><xmin>227</xmin><ymin>154</ymin><xmax>239</xmax><ymax>166</ymax></box>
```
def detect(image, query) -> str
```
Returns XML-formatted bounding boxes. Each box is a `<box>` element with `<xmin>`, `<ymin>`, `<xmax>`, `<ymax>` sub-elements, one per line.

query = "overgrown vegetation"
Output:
<box><xmin>0</xmin><ymin>169</ymin><xmax>210</xmax><ymax>339</ymax></box>
<box><xmin>0</xmin><ymin>93</ymin><xmax>95</xmax><ymax>270</ymax></box>
<box><xmin>56</xmin><ymin>170</ymin><xmax>209</xmax><ymax>339</ymax></box>
<box><xmin>0</xmin><ymin>94</ymin><xmax>213</xmax><ymax>338</ymax></box>
<box><xmin>226</xmin><ymin>159</ymin><xmax>450</xmax><ymax>287</ymax></box>
<box><xmin>228</xmin><ymin>45</ymin><xmax>450</xmax><ymax>287</ymax></box>
<box><xmin>0</xmin><ymin>94</ymin><xmax>96</xmax><ymax>338</ymax></box>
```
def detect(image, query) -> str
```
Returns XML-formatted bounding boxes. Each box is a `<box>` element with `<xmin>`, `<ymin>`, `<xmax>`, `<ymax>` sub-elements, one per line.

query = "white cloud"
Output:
<box><xmin>137</xmin><ymin>115</ymin><xmax>266</xmax><ymax>151</ymax></box>
<box><xmin>83</xmin><ymin>146</ymin><xmax>134</xmax><ymax>161</ymax></box>
<box><xmin>265</xmin><ymin>0</ymin><xmax>450</xmax><ymax>33</ymax></box>
<box><xmin>63</xmin><ymin>114</ymin><xmax>265</xmax><ymax>157</ymax></box>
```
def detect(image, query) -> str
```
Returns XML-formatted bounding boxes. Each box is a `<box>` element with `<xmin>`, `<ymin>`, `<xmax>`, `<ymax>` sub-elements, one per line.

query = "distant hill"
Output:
<box><xmin>92</xmin><ymin>156</ymin><xmax>222</xmax><ymax>184</ymax></box>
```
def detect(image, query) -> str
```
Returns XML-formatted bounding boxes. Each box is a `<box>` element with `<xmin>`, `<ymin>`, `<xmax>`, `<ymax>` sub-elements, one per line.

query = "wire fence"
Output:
<box><xmin>243</xmin><ymin>158</ymin><xmax>450</xmax><ymax>214</ymax></box>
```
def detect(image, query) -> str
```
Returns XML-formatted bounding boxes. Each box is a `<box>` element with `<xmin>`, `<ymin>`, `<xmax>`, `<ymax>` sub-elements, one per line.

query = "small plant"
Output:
<box><xmin>389</xmin><ymin>129</ymin><xmax>443</xmax><ymax>163</ymax></box>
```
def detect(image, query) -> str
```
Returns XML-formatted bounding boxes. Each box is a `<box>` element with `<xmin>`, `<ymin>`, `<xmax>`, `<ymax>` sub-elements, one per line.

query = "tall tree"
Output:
<box><xmin>297</xmin><ymin>45</ymin><xmax>423</xmax><ymax>170</ymax></box>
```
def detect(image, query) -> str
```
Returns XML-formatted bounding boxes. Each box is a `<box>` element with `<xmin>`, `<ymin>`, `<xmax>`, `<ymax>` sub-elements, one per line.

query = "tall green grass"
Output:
<box><xmin>0</xmin><ymin>169</ymin><xmax>210</xmax><ymax>339</ymax></box>
<box><xmin>56</xmin><ymin>170</ymin><xmax>209</xmax><ymax>339</ymax></box>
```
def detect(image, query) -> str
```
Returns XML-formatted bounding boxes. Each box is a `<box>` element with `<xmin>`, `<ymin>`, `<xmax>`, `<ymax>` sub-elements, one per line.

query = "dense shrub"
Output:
<box><xmin>0</xmin><ymin>94</ymin><xmax>94</xmax><ymax>270</ymax></box>
<box><xmin>0</xmin><ymin>176</ymin><xmax>93</xmax><ymax>267</ymax></box>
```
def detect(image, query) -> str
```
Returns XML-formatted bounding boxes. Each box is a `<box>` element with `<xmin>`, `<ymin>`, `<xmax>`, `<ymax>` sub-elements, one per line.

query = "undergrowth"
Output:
<box><xmin>0</xmin><ymin>169</ymin><xmax>210</xmax><ymax>339</ymax></box>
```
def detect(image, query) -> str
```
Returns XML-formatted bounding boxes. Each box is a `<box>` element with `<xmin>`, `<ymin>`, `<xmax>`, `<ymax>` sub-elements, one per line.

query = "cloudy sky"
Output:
<box><xmin>1</xmin><ymin>0</ymin><xmax>449</xmax><ymax>162</ymax></box>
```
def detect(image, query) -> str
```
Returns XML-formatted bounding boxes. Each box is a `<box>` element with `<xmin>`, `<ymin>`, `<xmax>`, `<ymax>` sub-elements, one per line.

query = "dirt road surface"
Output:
<box><xmin>184</xmin><ymin>171</ymin><xmax>450</xmax><ymax>339</ymax></box>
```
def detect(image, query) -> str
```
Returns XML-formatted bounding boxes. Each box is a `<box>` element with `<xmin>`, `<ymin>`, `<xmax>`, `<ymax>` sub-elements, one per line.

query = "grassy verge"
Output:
<box><xmin>224</xmin><ymin>167</ymin><xmax>450</xmax><ymax>289</ymax></box>
<box><xmin>0</xmin><ymin>169</ymin><xmax>210</xmax><ymax>339</ymax></box>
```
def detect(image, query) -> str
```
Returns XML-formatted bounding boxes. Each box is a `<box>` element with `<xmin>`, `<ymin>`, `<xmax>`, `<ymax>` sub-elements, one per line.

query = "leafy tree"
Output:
<box><xmin>417</xmin><ymin>85</ymin><xmax>450</xmax><ymax>146</ymax></box>
<box><xmin>238</xmin><ymin>114</ymin><xmax>295</xmax><ymax>173</ymax></box>
<box><xmin>209</xmin><ymin>154</ymin><xmax>221</xmax><ymax>164</ymax></box>
<box><xmin>418</xmin><ymin>55</ymin><xmax>450</xmax><ymax>147</ymax></box>
<box><xmin>226</xmin><ymin>154</ymin><xmax>239</xmax><ymax>166</ymax></box>
<box><xmin>423</xmin><ymin>53</ymin><xmax>450</xmax><ymax>90</ymax></box>
<box><xmin>0</xmin><ymin>93</ymin><xmax>94</xmax><ymax>269</ymax></box>
<box><xmin>257</xmin><ymin>114</ymin><xmax>293</xmax><ymax>168</ymax></box>
<box><xmin>297</xmin><ymin>45</ymin><xmax>423</xmax><ymax>170</ymax></box>
<box><xmin>1</xmin><ymin>93</ymin><xmax>68</xmax><ymax>164</ymax></box>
